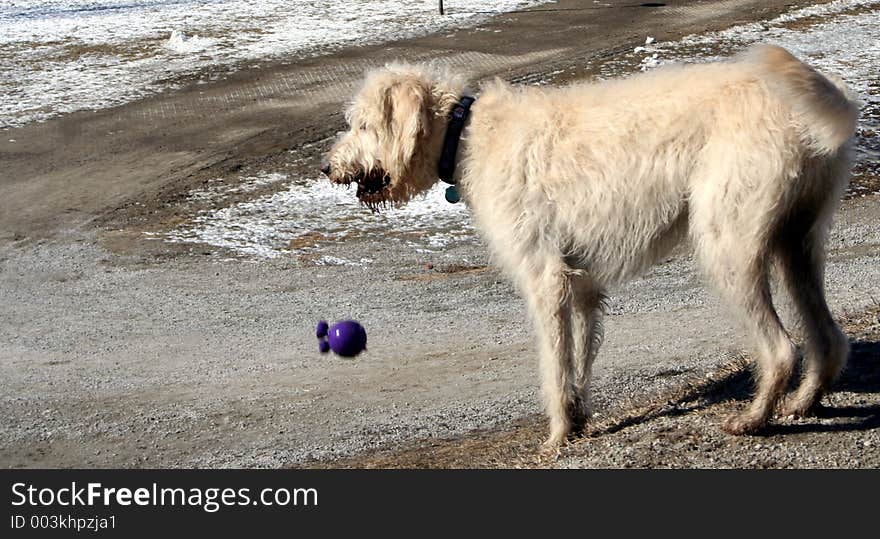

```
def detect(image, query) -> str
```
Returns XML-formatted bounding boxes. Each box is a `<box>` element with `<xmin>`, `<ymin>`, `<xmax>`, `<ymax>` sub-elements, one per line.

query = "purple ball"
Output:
<box><xmin>327</xmin><ymin>320</ymin><xmax>367</xmax><ymax>357</ymax></box>
<box><xmin>318</xmin><ymin>340</ymin><xmax>330</xmax><ymax>354</ymax></box>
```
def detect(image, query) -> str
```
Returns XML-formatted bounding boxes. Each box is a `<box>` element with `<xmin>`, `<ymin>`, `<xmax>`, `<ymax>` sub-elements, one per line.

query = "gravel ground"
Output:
<box><xmin>1</xmin><ymin>195</ymin><xmax>877</xmax><ymax>468</ymax></box>
<box><xmin>322</xmin><ymin>306</ymin><xmax>880</xmax><ymax>469</ymax></box>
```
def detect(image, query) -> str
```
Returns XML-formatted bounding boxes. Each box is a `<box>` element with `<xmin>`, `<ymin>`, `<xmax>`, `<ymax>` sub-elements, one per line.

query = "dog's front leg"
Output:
<box><xmin>523</xmin><ymin>260</ymin><xmax>576</xmax><ymax>447</ymax></box>
<box><xmin>569</xmin><ymin>276</ymin><xmax>605</xmax><ymax>428</ymax></box>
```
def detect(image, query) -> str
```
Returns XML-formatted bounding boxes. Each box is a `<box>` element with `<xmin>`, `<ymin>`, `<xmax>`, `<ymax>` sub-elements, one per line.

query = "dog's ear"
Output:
<box><xmin>382</xmin><ymin>77</ymin><xmax>431</xmax><ymax>180</ymax></box>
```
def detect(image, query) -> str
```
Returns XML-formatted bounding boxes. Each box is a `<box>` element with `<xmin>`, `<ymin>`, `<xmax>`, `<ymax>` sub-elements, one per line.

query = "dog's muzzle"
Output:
<box><xmin>322</xmin><ymin>164</ymin><xmax>391</xmax><ymax>208</ymax></box>
<box><xmin>354</xmin><ymin>169</ymin><xmax>391</xmax><ymax>199</ymax></box>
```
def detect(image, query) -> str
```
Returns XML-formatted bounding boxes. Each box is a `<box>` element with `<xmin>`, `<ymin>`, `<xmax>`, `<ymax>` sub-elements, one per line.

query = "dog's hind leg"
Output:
<box><xmin>692</xmin><ymin>212</ymin><xmax>798</xmax><ymax>435</ymax></box>
<box><xmin>522</xmin><ymin>259</ymin><xmax>577</xmax><ymax>446</ymax></box>
<box><xmin>708</xmin><ymin>253</ymin><xmax>797</xmax><ymax>434</ymax></box>
<box><xmin>569</xmin><ymin>275</ymin><xmax>605</xmax><ymax>429</ymax></box>
<box><xmin>775</xmin><ymin>208</ymin><xmax>849</xmax><ymax>417</ymax></box>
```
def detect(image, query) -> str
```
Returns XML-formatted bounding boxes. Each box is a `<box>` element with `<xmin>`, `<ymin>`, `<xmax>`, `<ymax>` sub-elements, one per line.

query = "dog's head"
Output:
<box><xmin>322</xmin><ymin>64</ymin><xmax>463</xmax><ymax>210</ymax></box>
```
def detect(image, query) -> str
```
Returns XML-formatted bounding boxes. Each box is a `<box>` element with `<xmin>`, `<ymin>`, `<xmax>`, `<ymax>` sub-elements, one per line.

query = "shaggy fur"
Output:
<box><xmin>324</xmin><ymin>45</ymin><xmax>859</xmax><ymax>446</ymax></box>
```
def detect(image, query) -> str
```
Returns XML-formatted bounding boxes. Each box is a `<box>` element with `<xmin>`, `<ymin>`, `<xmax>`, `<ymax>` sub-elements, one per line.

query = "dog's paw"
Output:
<box><xmin>779</xmin><ymin>394</ymin><xmax>822</xmax><ymax>419</ymax></box>
<box><xmin>541</xmin><ymin>429</ymin><xmax>570</xmax><ymax>451</ymax></box>
<box><xmin>538</xmin><ymin>443</ymin><xmax>562</xmax><ymax>459</ymax></box>
<box><xmin>721</xmin><ymin>412</ymin><xmax>767</xmax><ymax>435</ymax></box>
<box><xmin>779</xmin><ymin>398</ymin><xmax>821</xmax><ymax>419</ymax></box>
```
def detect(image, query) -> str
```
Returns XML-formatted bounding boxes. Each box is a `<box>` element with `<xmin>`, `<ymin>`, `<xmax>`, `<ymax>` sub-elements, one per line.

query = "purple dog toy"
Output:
<box><xmin>316</xmin><ymin>320</ymin><xmax>367</xmax><ymax>357</ymax></box>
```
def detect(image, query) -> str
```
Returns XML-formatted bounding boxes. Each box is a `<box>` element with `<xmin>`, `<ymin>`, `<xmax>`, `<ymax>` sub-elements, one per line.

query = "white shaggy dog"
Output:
<box><xmin>323</xmin><ymin>45</ymin><xmax>859</xmax><ymax>446</ymax></box>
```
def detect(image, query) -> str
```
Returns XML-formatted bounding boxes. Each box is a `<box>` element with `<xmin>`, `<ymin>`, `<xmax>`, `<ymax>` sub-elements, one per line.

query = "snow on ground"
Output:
<box><xmin>0</xmin><ymin>0</ymin><xmax>552</xmax><ymax>128</ymax></box>
<box><xmin>161</xmin><ymin>0</ymin><xmax>880</xmax><ymax>261</ymax></box>
<box><xmin>161</xmin><ymin>174</ymin><xmax>473</xmax><ymax>261</ymax></box>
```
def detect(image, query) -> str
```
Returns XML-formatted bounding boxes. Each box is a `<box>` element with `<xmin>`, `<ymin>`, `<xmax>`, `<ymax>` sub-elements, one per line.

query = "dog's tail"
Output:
<box><xmin>744</xmin><ymin>44</ymin><xmax>859</xmax><ymax>156</ymax></box>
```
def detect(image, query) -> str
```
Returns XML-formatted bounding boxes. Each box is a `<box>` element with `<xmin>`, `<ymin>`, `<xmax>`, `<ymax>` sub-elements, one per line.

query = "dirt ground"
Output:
<box><xmin>1</xmin><ymin>0</ymin><xmax>878</xmax><ymax>469</ymax></box>
<box><xmin>324</xmin><ymin>305</ymin><xmax>880</xmax><ymax>469</ymax></box>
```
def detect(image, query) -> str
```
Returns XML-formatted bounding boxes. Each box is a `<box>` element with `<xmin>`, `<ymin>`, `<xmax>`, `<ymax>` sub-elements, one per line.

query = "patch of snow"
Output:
<box><xmin>1</xmin><ymin>0</ymin><xmax>555</xmax><ymax>128</ymax></box>
<box><xmin>164</xmin><ymin>173</ymin><xmax>473</xmax><ymax>259</ymax></box>
<box><xmin>164</xmin><ymin>29</ymin><xmax>215</xmax><ymax>54</ymax></box>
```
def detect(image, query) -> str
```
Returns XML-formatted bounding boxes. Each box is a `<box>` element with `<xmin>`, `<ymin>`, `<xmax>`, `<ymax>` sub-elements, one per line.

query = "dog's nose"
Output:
<box><xmin>320</xmin><ymin>163</ymin><xmax>331</xmax><ymax>176</ymax></box>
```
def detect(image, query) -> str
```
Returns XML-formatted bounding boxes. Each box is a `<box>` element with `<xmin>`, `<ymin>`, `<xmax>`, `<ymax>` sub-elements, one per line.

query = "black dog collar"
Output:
<box><xmin>438</xmin><ymin>96</ymin><xmax>475</xmax><ymax>185</ymax></box>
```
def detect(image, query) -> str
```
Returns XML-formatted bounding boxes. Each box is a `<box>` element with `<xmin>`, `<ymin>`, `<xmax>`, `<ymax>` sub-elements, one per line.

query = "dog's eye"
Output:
<box><xmin>359</xmin><ymin>124</ymin><xmax>367</xmax><ymax>131</ymax></box>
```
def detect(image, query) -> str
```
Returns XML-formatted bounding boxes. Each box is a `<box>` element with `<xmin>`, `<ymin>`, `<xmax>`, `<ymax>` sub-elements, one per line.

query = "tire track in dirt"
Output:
<box><xmin>128</xmin><ymin>48</ymin><xmax>568</xmax><ymax>124</ymax></box>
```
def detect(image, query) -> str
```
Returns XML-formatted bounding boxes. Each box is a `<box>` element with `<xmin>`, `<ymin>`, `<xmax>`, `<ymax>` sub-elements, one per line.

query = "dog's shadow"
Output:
<box><xmin>700</xmin><ymin>340</ymin><xmax>880</xmax><ymax>435</ymax></box>
<box><xmin>589</xmin><ymin>339</ymin><xmax>880</xmax><ymax>437</ymax></box>
<box><xmin>770</xmin><ymin>339</ymin><xmax>880</xmax><ymax>434</ymax></box>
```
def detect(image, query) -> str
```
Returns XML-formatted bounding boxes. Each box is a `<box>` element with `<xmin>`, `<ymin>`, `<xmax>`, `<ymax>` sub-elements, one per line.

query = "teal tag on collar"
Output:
<box><xmin>445</xmin><ymin>185</ymin><xmax>461</xmax><ymax>204</ymax></box>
